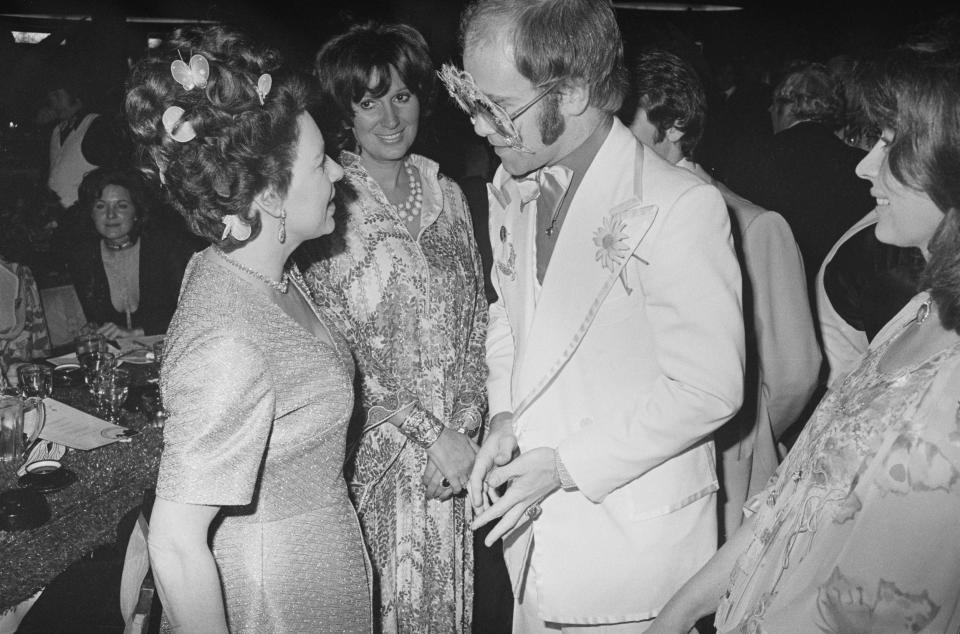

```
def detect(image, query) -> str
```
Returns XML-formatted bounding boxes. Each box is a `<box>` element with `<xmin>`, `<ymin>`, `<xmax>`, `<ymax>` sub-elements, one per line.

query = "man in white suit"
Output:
<box><xmin>446</xmin><ymin>1</ymin><xmax>745</xmax><ymax>631</ymax></box>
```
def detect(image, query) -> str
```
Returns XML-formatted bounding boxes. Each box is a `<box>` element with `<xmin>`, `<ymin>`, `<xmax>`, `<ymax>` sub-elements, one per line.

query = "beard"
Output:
<box><xmin>538</xmin><ymin>93</ymin><xmax>565</xmax><ymax>146</ymax></box>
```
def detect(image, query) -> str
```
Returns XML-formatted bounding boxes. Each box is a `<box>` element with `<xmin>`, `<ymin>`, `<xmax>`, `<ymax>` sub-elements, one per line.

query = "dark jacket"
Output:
<box><xmin>67</xmin><ymin>229</ymin><xmax>196</xmax><ymax>335</ymax></box>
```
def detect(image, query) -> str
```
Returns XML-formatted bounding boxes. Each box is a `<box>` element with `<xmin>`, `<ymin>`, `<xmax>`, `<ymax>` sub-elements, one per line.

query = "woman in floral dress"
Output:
<box><xmin>301</xmin><ymin>23</ymin><xmax>486</xmax><ymax>633</ymax></box>
<box><xmin>647</xmin><ymin>31</ymin><xmax>960</xmax><ymax>634</ymax></box>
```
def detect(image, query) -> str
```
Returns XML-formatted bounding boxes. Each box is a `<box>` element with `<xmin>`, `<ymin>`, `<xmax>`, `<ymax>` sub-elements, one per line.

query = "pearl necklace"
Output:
<box><xmin>394</xmin><ymin>161</ymin><xmax>423</xmax><ymax>223</ymax></box>
<box><xmin>214</xmin><ymin>247</ymin><xmax>289</xmax><ymax>293</ymax></box>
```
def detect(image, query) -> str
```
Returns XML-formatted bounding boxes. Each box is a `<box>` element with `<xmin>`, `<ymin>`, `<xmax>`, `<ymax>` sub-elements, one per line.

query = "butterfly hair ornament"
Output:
<box><xmin>171</xmin><ymin>53</ymin><xmax>210</xmax><ymax>91</ymax></box>
<box><xmin>220</xmin><ymin>214</ymin><xmax>252</xmax><ymax>242</ymax></box>
<box><xmin>256</xmin><ymin>73</ymin><xmax>272</xmax><ymax>105</ymax></box>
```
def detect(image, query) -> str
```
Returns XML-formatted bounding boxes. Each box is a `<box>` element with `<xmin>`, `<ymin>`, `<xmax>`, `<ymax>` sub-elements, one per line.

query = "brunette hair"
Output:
<box><xmin>857</xmin><ymin>27</ymin><xmax>960</xmax><ymax>331</ymax></box>
<box><xmin>78</xmin><ymin>167</ymin><xmax>155</xmax><ymax>232</ymax></box>
<box><xmin>625</xmin><ymin>49</ymin><xmax>706</xmax><ymax>158</ymax></box>
<box><xmin>125</xmin><ymin>25</ymin><xmax>311</xmax><ymax>251</ymax></box>
<box><xmin>460</xmin><ymin>0</ymin><xmax>627</xmax><ymax>113</ymax></box>
<box><xmin>314</xmin><ymin>22</ymin><xmax>435</xmax><ymax>156</ymax></box>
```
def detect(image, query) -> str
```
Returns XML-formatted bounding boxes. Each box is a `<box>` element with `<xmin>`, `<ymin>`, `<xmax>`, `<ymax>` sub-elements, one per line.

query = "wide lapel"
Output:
<box><xmin>513</xmin><ymin>124</ymin><xmax>658</xmax><ymax>427</ymax></box>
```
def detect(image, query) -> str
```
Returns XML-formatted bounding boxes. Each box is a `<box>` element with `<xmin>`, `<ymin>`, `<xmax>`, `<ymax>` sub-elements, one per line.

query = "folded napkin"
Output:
<box><xmin>16</xmin><ymin>440</ymin><xmax>68</xmax><ymax>477</ymax></box>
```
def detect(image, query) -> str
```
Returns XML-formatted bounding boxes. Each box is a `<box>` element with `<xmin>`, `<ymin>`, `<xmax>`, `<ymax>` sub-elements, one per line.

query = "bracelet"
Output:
<box><xmin>398</xmin><ymin>408</ymin><xmax>445</xmax><ymax>449</ymax></box>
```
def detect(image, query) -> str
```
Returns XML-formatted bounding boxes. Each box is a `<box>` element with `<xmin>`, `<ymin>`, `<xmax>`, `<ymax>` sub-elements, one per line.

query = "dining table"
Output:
<box><xmin>0</xmin><ymin>359</ymin><xmax>163</xmax><ymax>615</ymax></box>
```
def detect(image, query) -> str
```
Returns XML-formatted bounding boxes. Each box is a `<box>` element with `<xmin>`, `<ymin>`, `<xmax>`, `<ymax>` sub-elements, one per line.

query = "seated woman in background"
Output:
<box><xmin>649</xmin><ymin>30</ymin><xmax>960</xmax><ymax>634</ymax></box>
<box><xmin>301</xmin><ymin>22</ymin><xmax>486</xmax><ymax>633</ymax></box>
<box><xmin>66</xmin><ymin>167</ymin><xmax>195</xmax><ymax>338</ymax></box>
<box><xmin>1</xmin><ymin>255</ymin><xmax>51</xmax><ymax>386</ymax></box>
<box><xmin>125</xmin><ymin>25</ymin><xmax>371</xmax><ymax>631</ymax></box>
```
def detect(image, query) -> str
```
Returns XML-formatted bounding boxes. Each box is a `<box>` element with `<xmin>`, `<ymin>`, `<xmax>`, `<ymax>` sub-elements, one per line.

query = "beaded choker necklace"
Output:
<box><xmin>394</xmin><ymin>161</ymin><xmax>423</xmax><ymax>223</ymax></box>
<box><xmin>213</xmin><ymin>247</ymin><xmax>289</xmax><ymax>293</ymax></box>
<box><xmin>103</xmin><ymin>237</ymin><xmax>136</xmax><ymax>251</ymax></box>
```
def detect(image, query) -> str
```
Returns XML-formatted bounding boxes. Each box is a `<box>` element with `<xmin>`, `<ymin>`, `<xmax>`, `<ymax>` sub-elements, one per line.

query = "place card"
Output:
<box><xmin>39</xmin><ymin>398</ymin><xmax>126</xmax><ymax>450</ymax></box>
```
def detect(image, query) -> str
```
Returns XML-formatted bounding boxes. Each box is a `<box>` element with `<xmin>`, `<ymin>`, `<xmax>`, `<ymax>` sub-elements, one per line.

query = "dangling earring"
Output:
<box><xmin>278</xmin><ymin>207</ymin><xmax>286</xmax><ymax>243</ymax></box>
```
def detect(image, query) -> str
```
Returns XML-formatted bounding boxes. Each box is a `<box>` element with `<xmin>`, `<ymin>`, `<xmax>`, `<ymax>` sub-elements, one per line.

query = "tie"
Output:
<box><xmin>537</xmin><ymin>165</ymin><xmax>573</xmax><ymax>237</ymax></box>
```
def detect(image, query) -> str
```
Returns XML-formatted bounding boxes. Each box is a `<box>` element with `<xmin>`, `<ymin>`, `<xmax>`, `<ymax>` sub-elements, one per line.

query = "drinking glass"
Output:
<box><xmin>80</xmin><ymin>351</ymin><xmax>116</xmax><ymax>391</ymax></box>
<box><xmin>93</xmin><ymin>368</ymin><xmax>131</xmax><ymax>423</ymax></box>
<box><xmin>17</xmin><ymin>364</ymin><xmax>53</xmax><ymax>399</ymax></box>
<box><xmin>75</xmin><ymin>333</ymin><xmax>107</xmax><ymax>358</ymax></box>
<box><xmin>0</xmin><ymin>395</ymin><xmax>46</xmax><ymax>463</ymax></box>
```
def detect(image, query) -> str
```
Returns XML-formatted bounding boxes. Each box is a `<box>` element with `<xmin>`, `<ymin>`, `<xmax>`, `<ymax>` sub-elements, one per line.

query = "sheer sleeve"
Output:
<box><xmin>156</xmin><ymin>333</ymin><xmax>275</xmax><ymax>506</ymax></box>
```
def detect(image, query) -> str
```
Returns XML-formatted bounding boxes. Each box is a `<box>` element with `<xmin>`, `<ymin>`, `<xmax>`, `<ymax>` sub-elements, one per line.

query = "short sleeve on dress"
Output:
<box><xmin>156</xmin><ymin>333</ymin><xmax>275</xmax><ymax>507</ymax></box>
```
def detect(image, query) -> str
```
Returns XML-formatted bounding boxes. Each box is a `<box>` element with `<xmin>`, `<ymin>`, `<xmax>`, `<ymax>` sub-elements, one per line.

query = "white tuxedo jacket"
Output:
<box><xmin>486</xmin><ymin>120</ymin><xmax>745</xmax><ymax>623</ymax></box>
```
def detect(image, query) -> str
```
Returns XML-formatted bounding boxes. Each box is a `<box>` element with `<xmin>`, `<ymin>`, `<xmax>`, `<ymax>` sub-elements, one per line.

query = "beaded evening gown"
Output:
<box><xmin>156</xmin><ymin>250</ymin><xmax>372</xmax><ymax>633</ymax></box>
<box><xmin>301</xmin><ymin>152</ymin><xmax>488</xmax><ymax>633</ymax></box>
<box><xmin>715</xmin><ymin>292</ymin><xmax>960</xmax><ymax>634</ymax></box>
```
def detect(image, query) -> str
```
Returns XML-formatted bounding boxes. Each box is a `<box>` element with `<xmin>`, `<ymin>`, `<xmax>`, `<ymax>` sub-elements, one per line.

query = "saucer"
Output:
<box><xmin>18</xmin><ymin>460</ymin><xmax>77</xmax><ymax>493</ymax></box>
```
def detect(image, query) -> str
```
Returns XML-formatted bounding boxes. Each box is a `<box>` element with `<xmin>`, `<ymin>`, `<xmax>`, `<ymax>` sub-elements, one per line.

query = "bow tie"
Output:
<box><xmin>495</xmin><ymin>164</ymin><xmax>574</xmax><ymax>209</ymax></box>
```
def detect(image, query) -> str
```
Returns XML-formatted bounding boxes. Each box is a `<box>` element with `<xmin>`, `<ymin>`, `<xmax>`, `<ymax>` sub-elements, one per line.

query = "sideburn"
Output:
<box><xmin>538</xmin><ymin>93</ymin><xmax>565</xmax><ymax>146</ymax></box>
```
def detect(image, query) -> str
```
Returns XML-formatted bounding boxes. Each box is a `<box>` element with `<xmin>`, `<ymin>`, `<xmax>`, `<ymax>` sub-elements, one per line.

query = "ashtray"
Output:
<box><xmin>0</xmin><ymin>488</ymin><xmax>51</xmax><ymax>530</ymax></box>
<box><xmin>18</xmin><ymin>460</ymin><xmax>77</xmax><ymax>493</ymax></box>
<box><xmin>53</xmin><ymin>364</ymin><xmax>83</xmax><ymax>388</ymax></box>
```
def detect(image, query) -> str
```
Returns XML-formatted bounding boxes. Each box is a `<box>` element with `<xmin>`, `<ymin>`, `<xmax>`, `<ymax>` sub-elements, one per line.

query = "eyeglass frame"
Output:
<box><xmin>439</xmin><ymin>63</ymin><xmax>561</xmax><ymax>152</ymax></box>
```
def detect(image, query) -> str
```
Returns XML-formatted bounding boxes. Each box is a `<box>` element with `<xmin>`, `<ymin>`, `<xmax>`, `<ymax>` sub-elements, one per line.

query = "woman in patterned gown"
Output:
<box><xmin>125</xmin><ymin>26</ymin><xmax>371</xmax><ymax>632</ymax></box>
<box><xmin>302</xmin><ymin>23</ymin><xmax>487</xmax><ymax>633</ymax></box>
<box><xmin>647</xmin><ymin>30</ymin><xmax>960</xmax><ymax>634</ymax></box>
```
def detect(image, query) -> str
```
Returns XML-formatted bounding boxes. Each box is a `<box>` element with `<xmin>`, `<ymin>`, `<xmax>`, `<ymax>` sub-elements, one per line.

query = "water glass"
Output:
<box><xmin>80</xmin><ymin>351</ymin><xmax>117</xmax><ymax>391</ymax></box>
<box><xmin>93</xmin><ymin>368</ymin><xmax>131</xmax><ymax>423</ymax></box>
<box><xmin>0</xmin><ymin>396</ymin><xmax>46</xmax><ymax>463</ymax></box>
<box><xmin>75</xmin><ymin>333</ymin><xmax>107</xmax><ymax>358</ymax></box>
<box><xmin>17</xmin><ymin>364</ymin><xmax>53</xmax><ymax>399</ymax></box>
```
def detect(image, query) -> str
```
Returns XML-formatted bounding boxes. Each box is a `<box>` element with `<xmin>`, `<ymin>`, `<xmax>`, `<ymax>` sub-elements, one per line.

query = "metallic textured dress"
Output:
<box><xmin>157</xmin><ymin>251</ymin><xmax>372</xmax><ymax>633</ymax></box>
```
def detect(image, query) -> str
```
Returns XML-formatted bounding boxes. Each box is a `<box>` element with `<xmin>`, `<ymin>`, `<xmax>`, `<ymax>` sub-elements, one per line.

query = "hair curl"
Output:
<box><xmin>460</xmin><ymin>0</ymin><xmax>627</xmax><ymax>114</ymax></box>
<box><xmin>314</xmin><ymin>23</ymin><xmax>435</xmax><ymax>157</ymax></box>
<box><xmin>857</xmin><ymin>28</ymin><xmax>960</xmax><ymax>333</ymax></box>
<box><xmin>772</xmin><ymin>62</ymin><xmax>842</xmax><ymax>127</ymax></box>
<box><xmin>625</xmin><ymin>49</ymin><xmax>706</xmax><ymax>159</ymax></box>
<box><xmin>125</xmin><ymin>25</ymin><xmax>311</xmax><ymax>251</ymax></box>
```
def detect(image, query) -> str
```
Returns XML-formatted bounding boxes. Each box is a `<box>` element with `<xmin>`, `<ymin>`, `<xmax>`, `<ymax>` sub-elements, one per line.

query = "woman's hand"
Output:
<box><xmin>422</xmin><ymin>458</ymin><xmax>454</xmax><ymax>501</ymax></box>
<box><xmin>97</xmin><ymin>322</ymin><xmax>145</xmax><ymax>340</ymax></box>
<box><xmin>425</xmin><ymin>428</ymin><xmax>479</xmax><ymax>496</ymax></box>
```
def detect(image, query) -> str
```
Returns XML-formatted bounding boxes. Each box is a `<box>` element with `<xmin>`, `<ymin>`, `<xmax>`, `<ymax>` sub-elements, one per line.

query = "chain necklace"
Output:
<box><xmin>103</xmin><ymin>237</ymin><xmax>136</xmax><ymax>250</ymax></box>
<box><xmin>213</xmin><ymin>247</ymin><xmax>289</xmax><ymax>293</ymax></box>
<box><xmin>394</xmin><ymin>161</ymin><xmax>423</xmax><ymax>223</ymax></box>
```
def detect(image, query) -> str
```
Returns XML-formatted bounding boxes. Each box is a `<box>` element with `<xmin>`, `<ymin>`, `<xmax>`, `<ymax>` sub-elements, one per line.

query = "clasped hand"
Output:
<box><xmin>467</xmin><ymin>415</ymin><xmax>560</xmax><ymax>546</ymax></box>
<box><xmin>421</xmin><ymin>427</ymin><xmax>478</xmax><ymax>501</ymax></box>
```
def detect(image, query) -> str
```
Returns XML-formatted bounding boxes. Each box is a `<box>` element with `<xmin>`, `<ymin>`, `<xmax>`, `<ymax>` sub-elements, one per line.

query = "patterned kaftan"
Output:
<box><xmin>301</xmin><ymin>152</ymin><xmax>488</xmax><ymax>633</ymax></box>
<box><xmin>715</xmin><ymin>292</ymin><xmax>960</xmax><ymax>633</ymax></box>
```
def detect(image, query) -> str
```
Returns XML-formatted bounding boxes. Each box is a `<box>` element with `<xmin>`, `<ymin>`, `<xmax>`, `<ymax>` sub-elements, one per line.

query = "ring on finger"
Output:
<box><xmin>441</xmin><ymin>477</ymin><xmax>451</xmax><ymax>488</ymax></box>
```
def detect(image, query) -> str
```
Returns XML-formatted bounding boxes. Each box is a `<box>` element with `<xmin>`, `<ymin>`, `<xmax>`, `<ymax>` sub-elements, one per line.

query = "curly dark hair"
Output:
<box><xmin>856</xmin><ymin>26</ymin><xmax>960</xmax><ymax>332</ymax></box>
<box><xmin>314</xmin><ymin>22</ymin><xmax>435</xmax><ymax>157</ymax></box>
<box><xmin>78</xmin><ymin>167</ymin><xmax>155</xmax><ymax>225</ymax></box>
<box><xmin>125</xmin><ymin>25</ymin><xmax>312</xmax><ymax>251</ymax></box>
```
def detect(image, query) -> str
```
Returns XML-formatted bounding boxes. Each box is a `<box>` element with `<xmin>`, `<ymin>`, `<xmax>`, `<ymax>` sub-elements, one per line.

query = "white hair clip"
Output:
<box><xmin>256</xmin><ymin>73</ymin><xmax>272</xmax><ymax>105</ymax></box>
<box><xmin>171</xmin><ymin>54</ymin><xmax>210</xmax><ymax>91</ymax></box>
<box><xmin>162</xmin><ymin>106</ymin><xmax>196</xmax><ymax>143</ymax></box>
<box><xmin>220</xmin><ymin>214</ymin><xmax>252</xmax><ymax>242</ymax></box>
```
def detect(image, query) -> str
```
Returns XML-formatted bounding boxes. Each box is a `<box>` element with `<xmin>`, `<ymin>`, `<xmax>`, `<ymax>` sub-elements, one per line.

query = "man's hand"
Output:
<box><xmin>471</xmin><ymin>446</ymin><xmax>561</xmax><ymax>546</ymax></box>
<box><xmin>467</xmin><ymin>412</ymin><xmax>518</xmax><ymax>509</ymax></box>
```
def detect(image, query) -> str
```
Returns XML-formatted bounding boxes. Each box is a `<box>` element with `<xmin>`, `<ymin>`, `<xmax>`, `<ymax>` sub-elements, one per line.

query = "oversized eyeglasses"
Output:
<box><xmin>439</xmin><ymin>63</ymin><xmax>558</xmax><ymax>153</ymax></box>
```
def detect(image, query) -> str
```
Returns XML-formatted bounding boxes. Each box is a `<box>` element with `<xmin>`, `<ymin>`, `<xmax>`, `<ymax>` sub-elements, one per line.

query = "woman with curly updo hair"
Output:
<box><xmin>648</xmin><ymin>29</ymin><xmax>960</xmax><ymax>634</ymax></box>
<box><xmin>125</xmin><ymin>25</ymin><xmax>371</xmax><ymax>632</ymax></box>
<box><xmin>300</xmin><ymin>22</ymin><xmax>486</xmax><ymax>633</ymax></box>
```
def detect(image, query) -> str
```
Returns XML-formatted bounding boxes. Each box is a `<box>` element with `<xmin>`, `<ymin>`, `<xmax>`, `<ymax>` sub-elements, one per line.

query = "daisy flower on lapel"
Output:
<box><xmin>593</xmin><ymin>214</ymin><xmax>631</xmax><ymax>272</ymax></box>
